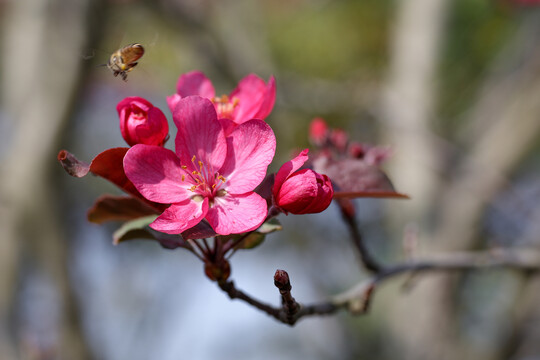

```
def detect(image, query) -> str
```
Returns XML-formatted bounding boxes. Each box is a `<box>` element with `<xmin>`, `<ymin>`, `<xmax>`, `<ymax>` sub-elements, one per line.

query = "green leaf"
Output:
<box><xmin>112</xmin><ymin>215</ymin><xmax>188</xmax><ymax>250</ymax></box>
<box><xmin>112</xmin><ymin>215</ymin><xmax>158</xmax><ymax>245</ymax></box>
<box><xmin>237</xmin><ymin>219</ymin><xmax>282</xmax><ymax>250</ymax></box>
<box><xmin>240</xmin><ymin>232</ymin><xmax>266</xmax><ymax>250</ymax></box>
<box><xmin>257</xmin><ymin>218</ymin><xmax>283</xmax><ymax>234</ymax></box>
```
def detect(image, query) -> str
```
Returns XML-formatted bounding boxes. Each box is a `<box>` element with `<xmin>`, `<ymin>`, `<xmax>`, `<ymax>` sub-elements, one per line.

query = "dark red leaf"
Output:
<box><xmin>152</xmin><ymin>231</ymin><xmax>188</xmax><ymax>249</ymax></box>
<box><xmin>59</xmin><ymin>148</ymin><xmax>167</xmax><ymax>211</ymax></box>
<box><xmin>87</xmin><ymin>195</ymin><xmax>161</xmax><ymax>224</ymax></box>
<box><xmin>319</xmin><ymin>158</ymin><xmax>408</xmax><ymax>199</ymax></box>
<box><xmin>57</xmin><ymin>150</ymin><xmax>90</xmax><ymax>177</ymax></box>
<box><xmin>89</xmin><ymin>148</ymin><xmax>167</xmax><ymax>210</ymax></box>
<box><xmin>88</xmin><ymin>147</ymin><xmax>138</xmax><ymax>196</ymax></box>
<box><xmin>181</xmin><ymin>221</ymin><xmax>217</xmax><ymax>240</ymax></box>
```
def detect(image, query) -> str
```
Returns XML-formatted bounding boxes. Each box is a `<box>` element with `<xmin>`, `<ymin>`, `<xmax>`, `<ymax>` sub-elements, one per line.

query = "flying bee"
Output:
<box><xmin>107</xmin><ymin>43</ymin><xmax>144</xmax><ymax>81</ymax></box>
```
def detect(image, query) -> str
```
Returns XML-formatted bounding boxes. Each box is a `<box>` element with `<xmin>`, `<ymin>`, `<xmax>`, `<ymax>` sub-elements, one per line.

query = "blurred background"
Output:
<box><xmin>1</xmin><ymin>0</ymin><xmax>540</xmax><ymax>359</ymax></box>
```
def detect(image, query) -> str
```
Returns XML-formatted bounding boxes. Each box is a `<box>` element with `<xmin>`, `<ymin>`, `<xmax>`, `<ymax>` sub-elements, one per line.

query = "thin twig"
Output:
<box><xmin>222</xmin><ymin>233</ymin><xmax>250</xmax><ymax>254</ymax></box>
<box><xmin>341</xmin><ymin>211</ymin><xmax>382</xmax><ymax>272</ymax></box>
<box><xmin>202</xmin><ymin>238</ymin><xmax>212</xmax><ymax>255</ymax></box>
<box><xmin>375</xmin><ymin>249</ymin><xmax>540</xmax><ymax>282</ymax></box>
<box><xmin>186</xmin><ymin>239</ymin><xmax>206</xmax><ymax>260</ymax></box>
<box><xmin>217</xmin><ymin>280</ymin><xmax>280</xmax><ymax>319</ymax></box>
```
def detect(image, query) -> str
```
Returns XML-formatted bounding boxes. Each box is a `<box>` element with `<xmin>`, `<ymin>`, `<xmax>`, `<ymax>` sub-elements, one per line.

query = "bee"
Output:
<box><xmin>107</xmin><ymin>43</ymin><xmax>144</xmax><ymax>81</ymax></box>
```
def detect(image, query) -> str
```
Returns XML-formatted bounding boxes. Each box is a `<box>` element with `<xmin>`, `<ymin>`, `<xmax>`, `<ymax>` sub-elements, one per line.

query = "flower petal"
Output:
<box><xmin>117</xmin><ymin>96</ymin><xmax>152</xmax><ymax>116</ymax></box>
<box><xmin>217</xmin><ymin>118</ymin><xmax>236</xmax><ymax>137</ymax></box>
<box><xmin>252</xmin><ymin>76</ymin><xmax>276</xmax><ymax>120</ymax></box>
<box><xmin>272</xmin><ymin>149</ymin><xmax>309</xmax><ymax>196</ymax></box>
<box><xmin>124</xmin><ymin>144</ymin><xmax>191</xmax><ymax>204</ymax></box>
<box><xmin>230</xmin><ymin>74</ymin><xmax>275</xmax><ymax>124</ymax></box>
<box><xmin>206</xmin><ymin>192</ymin><xmax>267</xmax><ymax>235</ymax></box>
<box><xmin>132</xmin><ymin>107</ymin><xmax>169</xmax><ymax>146</ymax></box>
<box><xmin>176</xmin><ymin>71</ymin><xmax>215</xmax><ymax>99</ymax></box>
<box><xmin>150</xmin><ymin>198</ymin><xmax>209</xmax><ymax>234</ymax></box>
<box><xmin>219</xmin><ymin>120</ymin><xmax>276</xmax><ymax>194</ymax></box>
<box><xmin>166</xmin><ymin>94</ymin><xmax>181</xmax><ymax>114</ymax></box>
<box><xmin>173</xmin><ymin>96</ymin><xmax>227</xmax><ymax>171</ymax></box>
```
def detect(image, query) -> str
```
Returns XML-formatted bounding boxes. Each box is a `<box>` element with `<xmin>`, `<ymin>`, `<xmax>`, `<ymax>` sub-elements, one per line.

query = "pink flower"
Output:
<box><xmin>167</xmin><ymin>71</ymin><xmax>276</xmax><ymax>127</ymax></box>
<box><xmin>123</xmin><ymin>96</ymin><xmax>276</xmax><ymax>235</ymax></box>
<box><xmin>117</xmin><ymin>97</ymin><xmax>169</xmax><ymax>147</ymax></box>
<box><xmin>272</xmin><ymin>149</ymin><xmax>334</xmax><ymax>215</ymax></box>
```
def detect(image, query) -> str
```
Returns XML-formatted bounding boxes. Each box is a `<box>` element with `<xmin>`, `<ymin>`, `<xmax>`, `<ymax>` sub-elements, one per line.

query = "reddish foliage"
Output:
<box><xmin>87</xmin><ymin>195</ymin><xmax>160</xmax><ymax>224</ymax></box>
<box><xmin>58</xmin><ymin>148</ymin><xmax>167</xmax><ymax>211</ymax></box>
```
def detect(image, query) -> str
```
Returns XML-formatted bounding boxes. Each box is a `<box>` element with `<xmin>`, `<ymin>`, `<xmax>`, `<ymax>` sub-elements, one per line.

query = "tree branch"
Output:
<box><xmin>217</xmin><ymin>280</ymin><xmax>280</xmax><ymax>319</ymax></box>
<box><xmin>216</xmin><ymin>248</ymin><xmax>540</xmax><ymax>325</ymax></box>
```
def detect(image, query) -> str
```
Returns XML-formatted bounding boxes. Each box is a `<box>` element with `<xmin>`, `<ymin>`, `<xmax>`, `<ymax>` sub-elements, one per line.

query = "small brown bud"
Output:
<box><xmin>274</xmin><ymin>269</ymin><xmax>291</xmax><ymax>291</ymax></box>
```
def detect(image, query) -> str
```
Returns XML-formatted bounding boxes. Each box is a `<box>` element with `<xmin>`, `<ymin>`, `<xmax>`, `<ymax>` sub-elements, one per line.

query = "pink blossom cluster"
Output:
<box><xmin>113</xmin><ymin>71</ymin><xmax>334</xmax><ymax>236</ymax></box>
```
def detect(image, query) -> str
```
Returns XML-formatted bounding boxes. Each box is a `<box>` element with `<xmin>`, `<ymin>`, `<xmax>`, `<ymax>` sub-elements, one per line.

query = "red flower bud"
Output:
<box><xmin>272</xmin><ymin>149</ymin><xmax>333</xmax><ymax>215</ymax></box>
<box><xmin>330</xmin><ymin>128</ymin><xmax>348</xmax><ymax>152</ymax></box>
<box><xmin>309</xmin><ymin>117</ymin><xmax>329</xmax><ymax>146</ymax></box>
<box><xmin>117</xmin><ymin>97</ymin><xmax>169</xmax><ymax>147</ymax></box>
<box><xmin>348</xmin><ymin>142</ymin><xmax>366</xmax><ymax>159</ymax></box>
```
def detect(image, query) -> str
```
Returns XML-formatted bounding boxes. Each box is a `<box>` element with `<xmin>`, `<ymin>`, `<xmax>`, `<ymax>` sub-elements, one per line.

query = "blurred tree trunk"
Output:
<box><xmin>382</xmin><ymin>3</ymin><xmax>540</xmax><ymax>359</ymax></box>
<box><xmin>380</xmin><ymin>1</ymin><xmax>450</xmax><ymax>356</ymax></box>
<box><xmin>0</xmin><ymin>0</ymin><xmax>102</xmax><ymax>358</ymax></box>
<box><xmin>381</xmin><ymin>0</ymin><xmax>449</xmax><ymax>221</ymax></box>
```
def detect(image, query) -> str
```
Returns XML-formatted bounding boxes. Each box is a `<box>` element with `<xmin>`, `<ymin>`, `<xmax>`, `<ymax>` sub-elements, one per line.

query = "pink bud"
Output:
<box><xmin>309</xmin><ymin>117</ymin><xmax>329</xmax><ymax>146</ymax></box>
<box><xmin>272</xmin><ymin>149</ymin><xmax>334</xmax><ymax>215</ymax></box>
<box><xmin>117</xmin><ymin>97</ymin><xmax>169</xmax><ymax>147</ymax></box>
<box><xmin>330</xmin><ymin>128</ymin><xmax>348</xmax><ymax>152</ymax></box>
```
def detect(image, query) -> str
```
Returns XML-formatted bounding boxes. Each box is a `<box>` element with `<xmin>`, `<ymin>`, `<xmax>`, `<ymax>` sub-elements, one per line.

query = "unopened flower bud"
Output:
<box><xmin>348</xmin><ymin>142</ymin><xmax>366</xmax><ymax>159</ymax></box>
<box><xmin>272</xmin><ymin>149</ymin><xmax>334</xmax><ymax>215</ymax></box>
<box><xmin>330</xmin><ymin>128</ymin><xmax>348</xmax><ymax>152</ymax></box>
<box><xmin>274</xmin><ymin>269</ymin><xmax>291</xmax><ymax>291</ymax></box>
<box><xmin>309</xmin><ymin>118</ymin><xmax>329</xmax><ymax>146</ymax></box>
<box><xmin>117</xmin><ymin>97</ymin><xmax>169</xmax><ymax>147</ymax></box>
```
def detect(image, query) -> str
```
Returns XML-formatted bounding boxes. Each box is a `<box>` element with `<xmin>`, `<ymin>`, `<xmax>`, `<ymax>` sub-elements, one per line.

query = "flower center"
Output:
<box><xmin>130</xmin><ymin>105</ymin><xmax>147</xmax><ymax>120</ymax></box>
<box><xmin>212</xmin><ymin>95</ymin><xmax>239</xmax><ymax>119</ymax></box>
<box><xmin>181</xmin><ymin>155</ymin><xmax>227</xmax><ymax>201</ymax></box>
